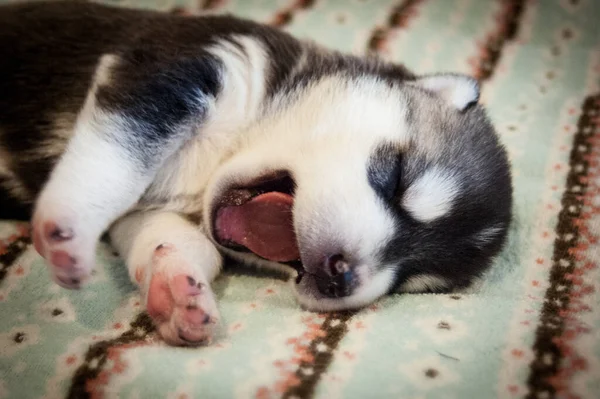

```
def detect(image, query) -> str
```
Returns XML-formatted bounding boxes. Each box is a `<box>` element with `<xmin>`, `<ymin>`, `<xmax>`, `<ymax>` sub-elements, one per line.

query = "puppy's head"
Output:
<box><xmin>204</xmin><ymin>70</ymin><xmax>512</xmax><ymax>311</ymax></box>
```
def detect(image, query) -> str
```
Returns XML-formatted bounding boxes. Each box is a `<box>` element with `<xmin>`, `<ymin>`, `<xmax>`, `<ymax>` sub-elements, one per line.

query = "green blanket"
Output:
<box><xmin>1</xmin><ymin>1</ymin><xmax>599</xmax><ymax>398</ymax></box>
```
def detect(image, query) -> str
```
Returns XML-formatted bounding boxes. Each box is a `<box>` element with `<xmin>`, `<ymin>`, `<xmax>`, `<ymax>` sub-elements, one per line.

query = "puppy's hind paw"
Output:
<box><xmin>146</xmin><ymin>271</ymin><xmax>220</xmax><ymax>346</ymax></box>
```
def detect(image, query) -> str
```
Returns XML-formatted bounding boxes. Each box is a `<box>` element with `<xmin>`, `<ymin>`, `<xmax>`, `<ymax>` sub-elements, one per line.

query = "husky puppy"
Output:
<box><xmin>0</xmin><ymin>1</ymin><xmax>512</xmax><ymax>345</ymax></box>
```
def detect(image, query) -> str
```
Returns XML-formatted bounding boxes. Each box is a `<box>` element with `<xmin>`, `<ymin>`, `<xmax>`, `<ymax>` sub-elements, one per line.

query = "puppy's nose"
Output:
<box><xmin>315</xmin><ymin>254</ymin><xmax>354</xmax><ymax>298</ymax></box>
<box><xmin>327</xmin><ymin>253</ymin><xmax>349</xmax><ymax>276</ymax></box>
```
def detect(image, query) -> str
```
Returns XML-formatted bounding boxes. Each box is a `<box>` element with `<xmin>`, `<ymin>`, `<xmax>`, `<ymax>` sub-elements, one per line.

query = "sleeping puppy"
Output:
<box><xmin>0</xmin><ymin>1</ymin><xmax>512</xmax><ymax>346</ymax></box>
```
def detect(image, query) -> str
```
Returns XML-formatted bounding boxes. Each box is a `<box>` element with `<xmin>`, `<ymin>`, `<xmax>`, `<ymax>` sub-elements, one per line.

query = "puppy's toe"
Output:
<box><xmin>146</xmin><ymin>271</ymin><xmax>219</xmax><ymax>346</ymax></box>
<box><xmin>32</xmin><ymin>213</ymin><xmax>95</xmax><ymax>289</ymax></box>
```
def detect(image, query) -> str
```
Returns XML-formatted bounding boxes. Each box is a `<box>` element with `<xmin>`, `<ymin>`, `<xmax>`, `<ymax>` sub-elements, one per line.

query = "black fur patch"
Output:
<box><xmin>367</xmin><ymin>143</ymin><xmax>402</xmax><ymax>202</ymax></box>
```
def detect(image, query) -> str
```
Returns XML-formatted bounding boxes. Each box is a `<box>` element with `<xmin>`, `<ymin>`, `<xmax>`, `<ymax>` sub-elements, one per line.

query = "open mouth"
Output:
<box><xmin>212</xmin><ymin>170</ymin><xmax>301</xmax><ymax>263</ymax></box>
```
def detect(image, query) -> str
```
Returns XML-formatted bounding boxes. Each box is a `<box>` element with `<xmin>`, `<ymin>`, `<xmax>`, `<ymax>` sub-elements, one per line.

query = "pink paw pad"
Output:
<box><xmin>182</xmin><ymin>306</ymin><xmax>213</xmax><ymax>327</ymax></box>
<box><xmin>173</xmin><ymin>275</ymin><xmax>204</xmax><ymax>300</ymax></box>
<box><xmin>32</xmin><ymin>220</ymin><xmax>74</xmax><ymax>257</ymax></box>
<box><xmin>146</xmin><ymin>272</ymin><xmax>216</xmax><ymax>346</ymax></box>
<box><xmin>153</xmin><ymin>243</ymin><xmax>173</xmax><ymax>258</ymax></box>
<box><xmin>50</xmin><ymin>250</ymin><xmax>77</xmax><ymax>269</ymax></box>
<box><xmin>31</xmin><ymin>216</ymin><xmax>92</xmax><ymax>289</ymax></box>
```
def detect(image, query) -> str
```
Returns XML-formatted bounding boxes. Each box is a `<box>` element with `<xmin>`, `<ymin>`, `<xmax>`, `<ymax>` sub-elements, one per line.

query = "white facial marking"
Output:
<box><xmin>398</xmin><ymin>274</ymin><xmax>450</xmax><ymax>293</ymax></box>
<box><xmin>403</xmin><ymin>167</ymin><xmax>459</xmax><ymax>223</ymax></box>
<box><xmin>473</xmin><ymin>224</ymin><xmax>504</xmax><ymax>248</ymax></box>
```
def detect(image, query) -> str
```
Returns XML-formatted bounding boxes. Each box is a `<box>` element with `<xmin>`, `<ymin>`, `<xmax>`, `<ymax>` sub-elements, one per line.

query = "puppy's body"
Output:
<box><xmin>0</xmin><ymin>2</ymin><xmax>512</xmax><ymax>345</ymax></box>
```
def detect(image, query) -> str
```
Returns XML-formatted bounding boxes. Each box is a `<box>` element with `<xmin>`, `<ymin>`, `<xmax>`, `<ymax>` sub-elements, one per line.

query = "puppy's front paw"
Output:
<box><xmin>144</xmin><ymin>245</ymin><xmax>220</xmax><ymax>346</ymax></box>
<box><xmin>32</xmin><ymin>201</ymin><xmax>96</xmax><ymax>289</ymax></box>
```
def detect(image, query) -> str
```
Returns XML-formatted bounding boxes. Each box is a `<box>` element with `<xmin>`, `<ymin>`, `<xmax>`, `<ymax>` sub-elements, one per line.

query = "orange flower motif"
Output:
<box><xmin>511</xmin><ymin>349</ymin><xmax>524</xmax><ymax>358</ymax></box>
<box><xmin>274</xmin><ymin>371</ymin><xmax>301</xmax><ymax>393</ymax></box>
<box><xmin>298</xmin><ymin>351</ymin><xmax>314</xmax><ymax>363</ymax></box>
<box><xmin>255</xmin><ymin>386</ymin><xmax>270</xmax><ymax>399</ymax></box>
<box><xmin>307</xmin><ymin>323</ymin><xmax>321</xmax><ymax>330</ymax></box>
<box><xmin>303</xmin><ymin>329</ymin><xmax>326</xmax><ymax>340</ymax></box>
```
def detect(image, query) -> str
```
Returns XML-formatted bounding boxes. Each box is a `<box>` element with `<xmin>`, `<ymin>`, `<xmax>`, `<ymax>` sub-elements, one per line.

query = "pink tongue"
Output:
<box><xmin>215</xmin><ymin>192</ymin><xmax>300</xmax><ymax>262</ymax></box>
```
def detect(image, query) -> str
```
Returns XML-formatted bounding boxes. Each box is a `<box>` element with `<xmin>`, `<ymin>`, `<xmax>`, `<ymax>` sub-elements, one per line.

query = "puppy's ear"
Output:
<box><xmin>409</xmin><ymin>73</ymin><xmax>480</xmax><ymax>111</ymax></box>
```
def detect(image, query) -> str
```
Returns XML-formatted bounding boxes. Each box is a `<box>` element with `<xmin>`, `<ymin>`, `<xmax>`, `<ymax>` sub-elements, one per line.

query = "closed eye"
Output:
<box><xmin>367</xmin><ymin>143</ymin><xmax>402</xmax><ymax>201</ymax></box>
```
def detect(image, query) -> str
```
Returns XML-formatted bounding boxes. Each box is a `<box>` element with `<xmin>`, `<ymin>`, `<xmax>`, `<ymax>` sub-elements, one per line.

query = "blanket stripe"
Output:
<box><xmin>471</xmin><ymin>0</ymin><xmax>525</xmax><ymax>82</ymax></box>
<box><xmin>67</xmin><ymin>313</ymin><xmax>155</xmax><ymax>399</ymax></box>
<box><xmin>366</xmin><ymin>0</ymin><xmax>425</xmax><ymax>56</ymax></box>
<box><xmin>270</xmin><ymin>0</ymin><xmax>316</xmax><ymax>28</ymax></box>
<box><xmin>283</xmin><ymin>312</ymin><xmax>353</xmax><ymax>399</ymax></box>
<box><xmin>526</xmin><ymin>93</ymin><xmax>600</xmax><ymax>398</ymax></box>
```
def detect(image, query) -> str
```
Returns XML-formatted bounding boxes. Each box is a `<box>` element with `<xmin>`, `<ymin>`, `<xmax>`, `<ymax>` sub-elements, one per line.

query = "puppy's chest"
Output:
<box><xmin>135</xmin><ymin>137</ymin><xmax>229</xmax><ymax>217</ymax></box>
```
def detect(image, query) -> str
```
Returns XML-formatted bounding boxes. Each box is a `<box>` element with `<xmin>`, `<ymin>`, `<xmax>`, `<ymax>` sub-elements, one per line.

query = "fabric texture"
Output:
<box><xmin>1</xmin><ymin>0</ymin><xmax>599</xmax><ymax>398</ymax></box>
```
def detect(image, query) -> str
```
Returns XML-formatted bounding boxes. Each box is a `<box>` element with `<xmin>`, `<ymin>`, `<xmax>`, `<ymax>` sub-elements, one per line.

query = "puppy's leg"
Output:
<box><xmin>32</xmin><ymin>122</ymin><xmax>151</xmax><ymax>288</ymax></box>
<box><xmin>32</xmin><ymin>53</ymin><xmax>220</xmax><ymax>288</ymax></box>
<box><xmin>110</xmin><ymin>211</ymin><xmax>222</xmax><ymax>346</ymax></box>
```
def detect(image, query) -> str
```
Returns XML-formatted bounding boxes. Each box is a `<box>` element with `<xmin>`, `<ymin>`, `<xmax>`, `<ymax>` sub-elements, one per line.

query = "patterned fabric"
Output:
<box><xmin>1</xmin><ymin>0</ymin><xmax>599</xmax><ymax>398</ymax></box>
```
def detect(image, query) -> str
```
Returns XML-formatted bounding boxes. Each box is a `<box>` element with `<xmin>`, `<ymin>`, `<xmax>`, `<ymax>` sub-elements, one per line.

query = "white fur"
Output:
<box><xmin>398</xmin><ymin>274</ymin><xmax>451</xmax><ymax>293</ymax></box>
<box><xmin>473</xmin><ymin>224</ymin><xmax>505</xmax><ymax>248</ymax></box>
<box><xmin>95</xmin><ymin>54</ymin><xmax>118</xmax><ymax>87</ymax></box>
<box><xmin>402</xmin><ymin>167</ymin><xmax>459</xmax><ymax>223</ymax></box>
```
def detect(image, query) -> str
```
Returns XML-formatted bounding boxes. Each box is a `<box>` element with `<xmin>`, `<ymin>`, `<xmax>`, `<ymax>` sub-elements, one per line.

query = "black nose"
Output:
<box><xmin>315</xmin><ymin>254</ymin><xmax>354</xmax><ymax>298</ymax></box>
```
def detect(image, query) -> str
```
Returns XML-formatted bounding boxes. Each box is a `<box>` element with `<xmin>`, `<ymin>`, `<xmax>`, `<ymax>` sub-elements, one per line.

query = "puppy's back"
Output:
<box><xmin>0</xmin><ymin>1</ymin><xmax>296</xmax><ymax>217</ymax></box>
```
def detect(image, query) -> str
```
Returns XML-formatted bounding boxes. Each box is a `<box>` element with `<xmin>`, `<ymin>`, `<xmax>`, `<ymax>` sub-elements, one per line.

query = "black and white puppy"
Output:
<box><xmin>0</xmin><ymin>1</ymin><xmax>512</xmax><ymax>345</ymax></box>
